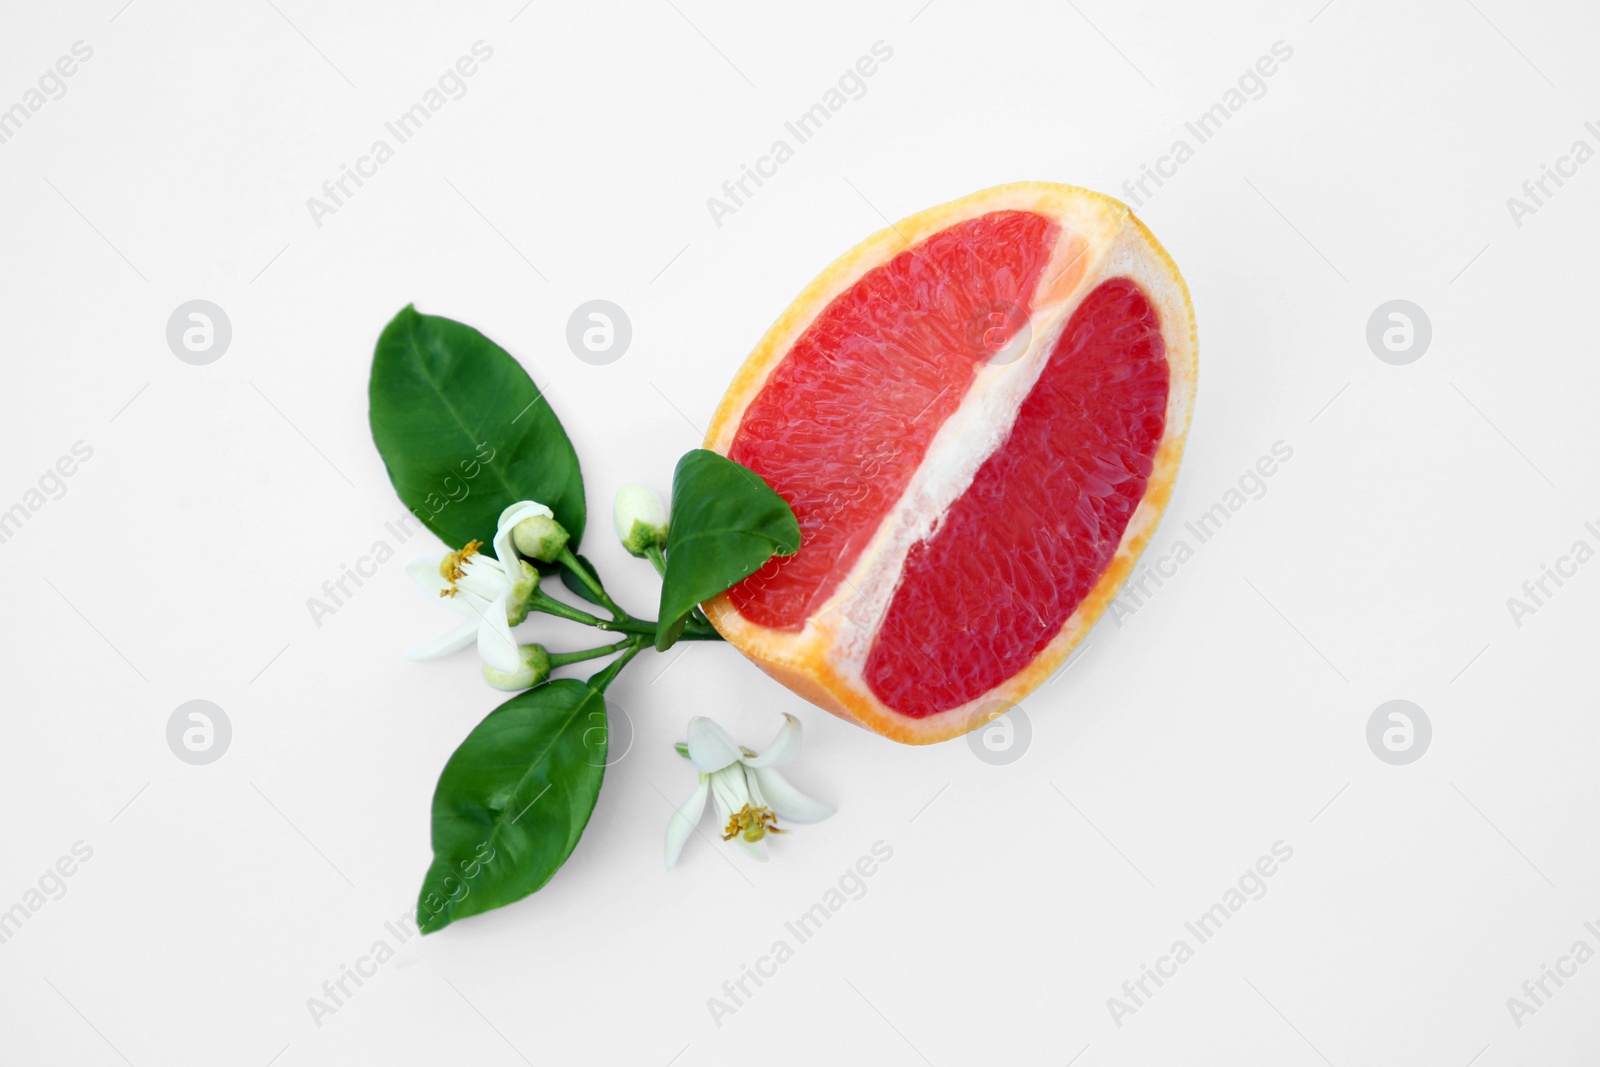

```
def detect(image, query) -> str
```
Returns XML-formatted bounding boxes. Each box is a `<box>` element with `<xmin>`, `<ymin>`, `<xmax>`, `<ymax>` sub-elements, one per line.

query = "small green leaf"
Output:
<box><xmin>370</xmin><ymin>306</ymin><xmax>585</xmax><ymax>556</ymax></box>
<box><xmin>416</xmin><ymin>679</ymin><xmax>609</xmax><ymax>933</ymax></box>
<box><xmin>656</xmin><ymin>450</ymin><xmax>799</xmax><ymax>651</ymax></box>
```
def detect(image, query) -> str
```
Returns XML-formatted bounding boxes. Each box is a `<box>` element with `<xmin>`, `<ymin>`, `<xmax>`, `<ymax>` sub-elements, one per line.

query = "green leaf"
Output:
<box><xmin>370</xmin><ymin>306</ymin><xmax>585</xmax><ymax>557</ymax></box>
<box><xmin>656</xmin><ymin>450</ymin><xmax>799</xmax><ymax>651</ymax></box>
<box><xmin>560</xmin><ymin>553</ymin><xmax>608</xmax><ymax>608</ymax></box>
<box><xmin>416</xmin><ymin>679</ymin><xmax>610</xmax><ymax>933</ymax></box>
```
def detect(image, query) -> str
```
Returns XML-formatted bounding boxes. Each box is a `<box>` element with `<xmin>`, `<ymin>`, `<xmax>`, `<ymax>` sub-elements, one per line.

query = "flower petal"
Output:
<box><xmin>741</xmin><ymin>713</ymin><xmax>804</xmax><ymax>769</ymax></box>
<box><xmin>493</xmin><ymin>501</ymin><xmax>554</xmax><ymax>568</ymax></box>
<box><xmin>456</xmin><ymin>555</ymin><xmax>509</xmax><ymax>601</ymax></box>
<box><xmin>475</xmin><ymin>591</ymin><xmax>522</xmax><ymax>673</ymax></box>
<box><xmin>686</xmin><ymin>717</ymin><xmax>743</xmax><ymax>773</ymax></box>
<box><xmin>406</xmin><ymin>619</ymin><xmax>478</xmax><ymax>660</ymax></box>
<box><xmin>736</xmin><ymin>835</ymin><xmax>769</xmax><ymax>862</ymax></box>
<box><xmin>409</xmin><ymin>556</ymin><xmax>483</xmax><ymax>620</ymax></box>
<box><xmin>450</xmin><ymin>588</ymin><xmax>496</xmax><ymax>622</ymax></box>
<box><xmin>708</xmin><ymin>782</ymin><xmax>732</xmax><ymax>828</ymax></box>
<box><xmin>708</xmin><ymin>765</ymin><xmax>750</xmax><ymax>821</ymax></box>
<box><xmin>664</xmin><ymin>778</ymin><xmax>709</xmax><ymax>869</ymax></box>
<box><xmin>753</xmin><ymin>768</ymin><xmax>834</xmax><ymax>824</ymax></box>
<box><xmin>407</xmin><ymin>556</ymin><xmax>451</xmax><ymax>596</ymax></box>
<box><xmin>742</xmin><ymin>765</ymin><xmax>768</xmax><ymax>809</ymax></box>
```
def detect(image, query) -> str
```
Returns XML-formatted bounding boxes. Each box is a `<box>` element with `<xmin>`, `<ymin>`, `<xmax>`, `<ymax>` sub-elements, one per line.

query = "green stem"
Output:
<box><xmin>548</xmin><ymin>640</ymin><xmax>632</xmax><ymax>668</ymax></box>
<box><xmin>587</xmin><ymin>638</ymin><xmax>646</xmax><ymax>692</ymax></box>
<box><xmin>529</xmin><ymin>589</ymin><xmax>723</xmax><ymax>642</ymax></box>
<box><xmin>530</xmin><ymin>591</ymin><xmax>654</xmax><ymax>635</ymax></box>
<box><xmin>530</xmin><ymin>590</ymin><xmax>608</xmax><ymax>628</ymax></box>
<box><xmin>644</xmin><ymin>544</ymin><xmax>712</xmax><ymax>628</ymax></box>
<box><xmin>558</xmin><ymin>546</ymin><xmax>624</xmax><ymax>619</ymax></box>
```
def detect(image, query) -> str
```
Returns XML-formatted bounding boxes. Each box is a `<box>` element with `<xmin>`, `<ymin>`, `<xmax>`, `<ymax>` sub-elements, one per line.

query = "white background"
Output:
<box><xmin>2</xmin><ymin>0</ymin><xmax>1598</xmax><ymax>1064</ymax></box>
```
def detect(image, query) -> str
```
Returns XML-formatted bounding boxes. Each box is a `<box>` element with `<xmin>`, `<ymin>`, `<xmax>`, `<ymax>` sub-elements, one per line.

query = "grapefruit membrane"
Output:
<box><xmin>704</xmin><ymin>183</ymin><xmax>1196</xmax><ymax>744</ymax></box>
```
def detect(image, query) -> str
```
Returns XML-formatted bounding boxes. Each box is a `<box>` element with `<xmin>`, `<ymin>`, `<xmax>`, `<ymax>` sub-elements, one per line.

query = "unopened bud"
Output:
<box><xmin>513</xmin><ymin>514</ymin><xmax>569</xmax><ymax>562</ymax></box>
<box><xmin>612</xmin><ymin>483</ymin><xmax>669</xmax><ymax>557</ymax></box>
<box><xmin>483</xmin><ymin>644</ymin><xmax>552</xmax><ymax>691</ymax></box>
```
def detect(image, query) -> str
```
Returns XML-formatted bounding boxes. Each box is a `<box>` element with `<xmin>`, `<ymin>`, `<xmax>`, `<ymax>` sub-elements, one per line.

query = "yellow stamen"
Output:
<box><xmin>437</xmin><ymin>540</ymin><xmax>483</xmax><ymax>598</ymax></box>
<box><xmin>722</xmin><ymin>803</ymin><xmax>784</xmax><ymax>843</ymax></box>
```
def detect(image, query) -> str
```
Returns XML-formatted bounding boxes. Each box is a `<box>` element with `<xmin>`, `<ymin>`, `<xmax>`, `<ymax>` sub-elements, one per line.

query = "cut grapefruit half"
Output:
<box><xmin>703</xmin><ymin>182</ymin><xmax>1196</xmax><ymax>745</ymax></box>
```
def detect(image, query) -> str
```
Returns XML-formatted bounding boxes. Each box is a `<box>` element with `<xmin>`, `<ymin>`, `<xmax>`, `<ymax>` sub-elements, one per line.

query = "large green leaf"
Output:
<box><xmin>370</xmin><ymin>306</ymin><xmax>585</xmax><ymax>554</ymax></box>
<box><xmin>416</xmin><ymin>679</ymin><xmax>609</xmax><ymax>933</ymax></box>
<box><xmin>656</xmin><ymin>450</ymin><xmax>799</xmax><ymax>651</ymax></box>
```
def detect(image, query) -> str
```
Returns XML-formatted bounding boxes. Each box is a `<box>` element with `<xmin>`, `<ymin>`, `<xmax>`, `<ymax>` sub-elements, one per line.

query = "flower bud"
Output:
<box><xmin>512</xmin><ymin>514</ymin><xmax>569</xmax><ymax>562</ymax></box>
<box><xmin>612</xmin><ymin>484</ymin><xmax>669</xmax><ymax>557</ymax></box>
<box><xmin>483</xmin><ymin>644</ymin><xmax>552</xmax><ymax>691</ymax></box>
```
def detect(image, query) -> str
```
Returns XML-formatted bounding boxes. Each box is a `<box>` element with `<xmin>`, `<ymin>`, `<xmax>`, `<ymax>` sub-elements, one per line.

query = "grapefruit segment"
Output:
<box><xmin>704</xmin><ymin>183</ymin><xmax>1197</xmax><ymax>745</ymax></box>
<box><xmin>863</xmin><ymin>278</ymin><xmax>1170</xmax><ymax>717</ymax></box>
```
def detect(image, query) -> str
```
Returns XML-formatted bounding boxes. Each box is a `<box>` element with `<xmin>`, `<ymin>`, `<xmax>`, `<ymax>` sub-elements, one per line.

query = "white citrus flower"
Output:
<box><xmin>407</xmin><ymin>503</ymin><xmax>550</xmax><ymax>674</ymax></box>
<box><xmin>612</xmin><ymin>484</ymin><xmax>668</xmax><ymax>556</ymax></box>
<box><xmin>665</xmin><ymin>714</ymin><xmax>833</xmax><ymax>868</ymax></box>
